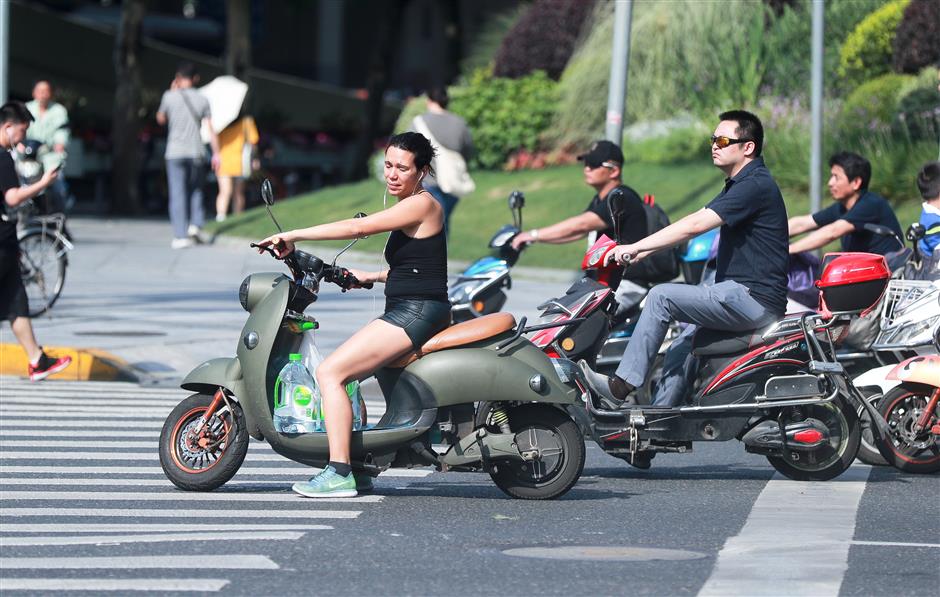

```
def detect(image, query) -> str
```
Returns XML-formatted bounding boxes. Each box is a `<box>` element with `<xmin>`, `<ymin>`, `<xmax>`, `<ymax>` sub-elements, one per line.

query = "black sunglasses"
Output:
<box><xmin>710</xmin><ymin>135</ymin><xmax>751</xmax><ymax>149</ymax></box>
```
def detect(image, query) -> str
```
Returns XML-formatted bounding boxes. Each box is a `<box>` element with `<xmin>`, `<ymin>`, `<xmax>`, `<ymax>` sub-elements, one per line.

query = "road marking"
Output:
<box><xmin>0</xmin><ymin>411</ymin><xmax>165</xmax><ymax>419</ymax></box>
<box><xmin>0</xmin><ymin>578</ymin><xmax>230</xmax><ymax>591</ymax></box>
<box><xmin>0</xmin><ymin>465</ymin><xmax>433</xmax><ymax>476</ymax></box>
<box><xmin>851</xmin><ymin>540</ymin><xmax>940</xmax><ymax>548</ymax></box>
<box><xmin>0</xmin><ymin>429</ymin><xmax>158</xmax><ymax>437</ymax></box>
<box><xmin>0</xmin><ymin>531</ymin><xmax>306</xmax><ymax>547</ymax></box>
<box><xmin>1</xmin><ymin>397</ymin><xmax>181</xmax><ymax>407</ymax></box>
<box><xmin>698</xmin><ymin>466</ymin><xmax>871</xmax><ymax>597</ymax></box>
<box><xmin>0</xmin><ymin>406</ymin><xmax>171</xmax><ymax>415</ymax></box>
<box><xmin>0</xmin><ymin>554</ymin><xmax>278</xmax><ymax>570</ymax></box>
<box><xmin>0</xmin><ymin>451</ymin><xmax>284</xmax><ymax>461</ymax></box>
<box><xmin>0</xmin><ymin>420</ymin><xmax>164</xmax><ymax>428</ymax></box>
<box><xmin>0</xmin><ymin>490</ymin><xmax>384</xmax><ymax>502</ymax></box>
<box><xmin>1</xmin><ymin>522</ymin><xmax>331</xmax><ymax>532</ymax></box>
<box><xmin>1</xmin><ymin>507</ymin><xmax>360</xmax><ymax>519</ymax></box>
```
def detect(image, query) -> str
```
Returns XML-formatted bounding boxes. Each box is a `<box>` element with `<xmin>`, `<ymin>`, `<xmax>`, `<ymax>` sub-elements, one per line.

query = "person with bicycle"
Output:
<box><xmin>0</xmin><ymin>101</ymin><xmax>72</xmax><ymax>381</ymax></box>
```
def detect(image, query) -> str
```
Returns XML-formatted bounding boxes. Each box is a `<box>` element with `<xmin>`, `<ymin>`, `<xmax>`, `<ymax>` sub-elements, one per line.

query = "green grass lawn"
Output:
<box><xmin>209</xmin><ymin>161</ymin><xmax>924</xmax><ymax>269</ymax></box>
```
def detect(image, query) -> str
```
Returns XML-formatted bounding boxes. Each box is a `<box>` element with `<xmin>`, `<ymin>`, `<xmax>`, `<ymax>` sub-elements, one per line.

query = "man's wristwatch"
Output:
<box><xmin>529</xmin><ymin>229</ymin><xmax>539</xmax><ymax>241</ymax></box>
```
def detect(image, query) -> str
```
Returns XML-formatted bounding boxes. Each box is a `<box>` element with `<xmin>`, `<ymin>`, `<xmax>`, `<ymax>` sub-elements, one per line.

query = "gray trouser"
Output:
<box><xmin>166</xmin><ymin>158</ymin><xmax>206</xmax><ymax>239</ymax></box>
<box><xmin>615</xmin><ymin>280</ymin><xmax>778</xmax><ymax>407</ymax></box>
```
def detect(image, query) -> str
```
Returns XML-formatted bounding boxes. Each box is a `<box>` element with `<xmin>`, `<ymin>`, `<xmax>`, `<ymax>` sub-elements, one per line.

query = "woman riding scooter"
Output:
<box><xmin>257</xmin><ymin>132</ymin><xmax>450</xmax><ymax>498</ymax></box>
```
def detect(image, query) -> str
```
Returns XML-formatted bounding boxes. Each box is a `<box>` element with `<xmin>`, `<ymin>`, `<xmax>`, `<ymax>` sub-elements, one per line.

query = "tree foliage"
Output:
<box><xmin>838</xmin><ymin>0</ymin><xmax>909</xmax><ymax>86</ymax></box>
<box><xmin>492</xmin><ymin>0</ymin><xmax>594</xmax><ymax>80</ymax></box>
<box><xmin>892</xmin><ymin>0</ymin><xmax>940</xmax><ymax>73</ymax></box>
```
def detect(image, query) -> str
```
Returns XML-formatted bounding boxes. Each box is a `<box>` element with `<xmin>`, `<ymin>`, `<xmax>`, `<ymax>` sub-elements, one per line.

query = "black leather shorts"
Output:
<box><xmin>379</xmin><ymin>297</ymin><xmax>451</xmax><ymax>349</ymax></box>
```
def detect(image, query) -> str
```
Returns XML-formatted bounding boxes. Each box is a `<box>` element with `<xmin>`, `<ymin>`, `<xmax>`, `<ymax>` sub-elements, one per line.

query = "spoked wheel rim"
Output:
<box><xmin>884</xmin><ymin>393</ymin><xmax>940</xmax><ymax>465</ymax></box>
<box><xmin>19</xmin><ymin>233</ymin><xmax>65</xmax><ymax>316</ymax></box>
<box><xmin>169</xmin><ymin>407</ymin><xmax>234</xmax><ymax>474</ymax></box>
<box><xmin>504</xmin><ymin>425</ymin><xmax>565</xmax><ymax>485</ymax></box>
<box><xmin>785</xmin><ymin>403</ymin><xmax>849</xmax><ymax>472</ymax></box>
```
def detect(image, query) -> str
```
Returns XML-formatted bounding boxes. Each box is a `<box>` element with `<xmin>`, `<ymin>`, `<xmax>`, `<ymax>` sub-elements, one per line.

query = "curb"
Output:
<box><xmin>0</xmin><ymin>344</ymin><xmax>141</xmax><ymax>383</ymax></box>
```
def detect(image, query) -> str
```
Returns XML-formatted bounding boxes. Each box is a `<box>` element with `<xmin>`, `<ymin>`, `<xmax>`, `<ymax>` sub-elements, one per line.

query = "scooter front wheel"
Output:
<box><xmin>874</xmin><ymin>383</ymin><xmax>940</xmax><ymax>474</ymax></box>
<box><xmin>488</xmin><ymin>404</ymin><xmax>585</xmax><ymax>500</ymax></box>
<box><xmin>159</xmin><ymin>393</ymin><xmax>249</xmax><ymax>491</ymax></box>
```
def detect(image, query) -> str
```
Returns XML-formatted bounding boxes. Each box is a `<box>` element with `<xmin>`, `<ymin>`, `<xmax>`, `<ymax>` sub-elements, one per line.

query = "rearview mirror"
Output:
<box><xmin>607</xmin><ymin>188</ymin><xmax>626</xmax><ymax>242</ymax></box>
<box><xmin>508</xmin><ymin>191</ymin><xmax>525</xmax><ymax>211</ymax></box>
<box><xmin>862</xmin><ymin>222</ymin><xmax>894</xmax><ymax>236</ymax></box>
<box><xmin>906</xmin><ymin>222</ymin><xmax>926</xmax><ymax>242</ymax></box>
<box><xmin>261</xmin><ymin>179</ymin><xmax>274</xmax><ymax>206</ymax></box>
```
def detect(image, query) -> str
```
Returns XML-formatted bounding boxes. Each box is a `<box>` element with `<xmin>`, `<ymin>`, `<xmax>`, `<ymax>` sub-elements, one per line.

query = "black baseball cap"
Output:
<box><xmin>578</xmin><ymin>140</ymin><xmax>624</xmax><ymax>168</ymax></box>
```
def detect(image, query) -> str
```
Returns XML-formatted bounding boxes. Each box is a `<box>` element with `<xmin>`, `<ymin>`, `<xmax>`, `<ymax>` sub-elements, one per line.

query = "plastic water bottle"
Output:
<box><xmin>273</xmin><ymin>354</ymin><xmax>321</xmax><ymax>434</ymax></box>
<box><xmin>347</xmin><ymin>381</ymin><xmax>365</xmax><ymax>431</ymax></box>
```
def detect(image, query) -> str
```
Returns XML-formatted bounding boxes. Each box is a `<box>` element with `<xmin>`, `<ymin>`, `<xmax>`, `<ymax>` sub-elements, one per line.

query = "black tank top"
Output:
<box><xmin>384</xmin><ymin>227</ymin><xmax>448</xmax><ymax>301</ymax></box>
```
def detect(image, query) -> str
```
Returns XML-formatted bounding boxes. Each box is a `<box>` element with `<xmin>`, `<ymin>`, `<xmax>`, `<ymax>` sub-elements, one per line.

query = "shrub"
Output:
<box><xmin>449</xmin><ymin>68</ymin><xmax>558</xmax><ymax>170</ymax></box>
<box><xmin>896</xmin><ymin>87</ymin><xmax>940</xmax><ymax>142</ymax></box>
<box><xmin>492</xmin><ymin>0</ymin><xmax>595</xmax><ymax>80</ymax></box>
<box><xmin>622</xmin><ymin>117</ymin><xmax>710</xmax><ymax>165</ymax></box>
<box><xmin>892</xmin><ymin>0</ymin><xmax>940</xmax><ymax>73</ymax></box>
<box><xmin>838</xmin><ymin>0</ymin><xmax>909</xmax><ymax>86</ymax></box>
<box><xmin>839</xmin><ymin>73</ymin><xmax>917</xmax><ymax>132</ymax></box>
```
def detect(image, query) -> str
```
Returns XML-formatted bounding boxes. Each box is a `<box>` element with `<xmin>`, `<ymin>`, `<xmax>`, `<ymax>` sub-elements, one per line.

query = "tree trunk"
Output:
<box><xmin>111</xmin><ymin>0</ymin><xmax>146</xmax><ymax>215</ymax></box>
<box><xmin>226</xmin><ymin>0</ymin><xmax>251</xmax><ymax>80</ymax></box>
<box><xmin>346</xmin><ymin>0</ymin><xmax>407</xmax><ymax>182</ymax></box>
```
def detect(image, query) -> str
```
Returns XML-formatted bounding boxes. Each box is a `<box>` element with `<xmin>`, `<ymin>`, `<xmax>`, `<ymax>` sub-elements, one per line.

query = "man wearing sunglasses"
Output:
<box><xmin>787</xmin><ymin>151</ymin><xmax>901</xmax><ymax>257</ymax></box>
<box><xmin>579</xmin><ymin>111</ymin><xmax>789</xmax><ymax>432</ymax></box>
<box><xmin>510</xmin><ymin>140</ymin><xmax>649</xmax><ymax>302</ymax></box>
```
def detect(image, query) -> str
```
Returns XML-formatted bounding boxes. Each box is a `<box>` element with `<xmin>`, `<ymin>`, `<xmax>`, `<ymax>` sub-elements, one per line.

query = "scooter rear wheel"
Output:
<box><xmin>159</xmin><ymin>393</ymin><xmax>249</xmax><ymax>491</ymax></box>
<box><xmin>488</xmin><ymin>404</ymin><xmax>585</xmax><ymax>500</ymax></box>
<box><xmin>873</xmin><ymin>383</ymin><xmax>940</xmax><ymax>474</ymax></box>
<box><xmin>765</xmin><ymin>396</ymin><xmax>860</xmax><ymax>481</ymax></box>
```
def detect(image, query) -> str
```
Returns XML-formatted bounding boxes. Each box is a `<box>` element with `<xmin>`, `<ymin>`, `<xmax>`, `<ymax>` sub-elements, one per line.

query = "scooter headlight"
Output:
<box><xmin>239</xmin><ymin>276</ymin><xmax>251</xmax><ymax>311</ymax></box>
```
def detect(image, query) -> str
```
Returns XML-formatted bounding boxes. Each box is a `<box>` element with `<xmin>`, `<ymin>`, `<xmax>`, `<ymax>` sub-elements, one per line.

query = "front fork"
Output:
<box><xmin>914</xmin><ymin>387</ymin><xmax>940</xmax><ymax>434</ymax></box>
<box><xmin>189</xmin><ymin>387</ymin><xmax>230</xmax><ymax>441</ymax></box>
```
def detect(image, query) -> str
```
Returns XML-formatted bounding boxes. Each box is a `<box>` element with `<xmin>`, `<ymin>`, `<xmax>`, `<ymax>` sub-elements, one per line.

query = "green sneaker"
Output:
<box><xmin>292</xmin><ymin>466</ymin><xmax>357</xmax><ymax>498</ymax></box>
<box><xmin>353</xmin><ymin>472</ymin><xmax>374</xmax><ymax>493</ymax></box>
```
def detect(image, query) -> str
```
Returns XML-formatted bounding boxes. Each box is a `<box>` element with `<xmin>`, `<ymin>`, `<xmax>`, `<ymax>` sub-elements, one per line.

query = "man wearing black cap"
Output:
<box><xmin>511</xmin><ymin>140</ymin><xmax>647</xmax><ymax>300</ymax></box>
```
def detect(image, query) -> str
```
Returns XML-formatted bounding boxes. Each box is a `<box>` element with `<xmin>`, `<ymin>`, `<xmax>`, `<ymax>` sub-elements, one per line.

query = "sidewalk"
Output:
<box><xmin>0</xmin><ymin>217</ymin><xmax>569</xmax><ymax>386</ymax></box>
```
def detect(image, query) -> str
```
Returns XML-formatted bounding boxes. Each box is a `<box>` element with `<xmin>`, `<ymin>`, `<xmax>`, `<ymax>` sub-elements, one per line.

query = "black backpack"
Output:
<box><xmin>623</xmin><ymin>194</ymin><xmax>680</xmax><ymax>283</ymax></box>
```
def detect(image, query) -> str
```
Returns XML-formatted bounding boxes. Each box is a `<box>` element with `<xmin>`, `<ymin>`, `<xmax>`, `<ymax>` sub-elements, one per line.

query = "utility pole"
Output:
<box><xmin>809</xmin><ymin>0</ymin><xmax>824</xmax><ymax>214</ymax></box>
<box><xmin>605</xmin><ymin>0</ymin><xmax>633</xmax><ymax>143</ymax></box>
<box><xmin>0</xmin><ymin>0</ymin><xmax>9</xmax><ymax>104</ymax></box>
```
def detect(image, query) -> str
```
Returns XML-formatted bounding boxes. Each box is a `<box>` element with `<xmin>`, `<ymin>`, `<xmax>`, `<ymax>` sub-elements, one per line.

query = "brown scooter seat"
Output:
<box><xmin>388</xmin><ymin>312</ymin><xmax>517</xmax><ymax>368</ymax></box>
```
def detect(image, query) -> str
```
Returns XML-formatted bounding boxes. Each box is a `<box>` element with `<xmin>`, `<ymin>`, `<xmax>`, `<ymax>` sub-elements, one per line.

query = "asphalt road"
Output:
<box><xmin>0</xmin><ymin>379</ymin><xmax>937</xmax><ymax>596</ymax></box>
<box><xmin>1</xmin><ymin>217</ymin><xmax>937</xmax><ymax>595</ymax></box>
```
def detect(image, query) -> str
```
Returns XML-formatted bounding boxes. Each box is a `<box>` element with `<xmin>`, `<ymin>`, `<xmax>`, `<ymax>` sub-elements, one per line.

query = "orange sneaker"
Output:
<box><xmin>29</xmin><ymin>353</ymin><xmax>72</xmax><ymax>381</ymax></box>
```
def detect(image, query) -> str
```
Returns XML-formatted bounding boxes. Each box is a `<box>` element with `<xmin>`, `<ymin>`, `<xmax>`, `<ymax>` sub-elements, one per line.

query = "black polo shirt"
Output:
<box><xmin>705</xmin><ymin>157</ymin><xmax>789</xmax><ymax>316</ymax></box>
<box><xmin>0</xmin><ymin>151</ymin><xmax>19</xmax><ymax>249</ymax></box>
<box><xmin>584</xmin><ymin>184</ymin><xmax>646</xmax><ymax>244</ymax></box>
<box><xmin>812</xmin><ymin>190</ymin><xmax>902</xmax><ymax>256</ymax></box>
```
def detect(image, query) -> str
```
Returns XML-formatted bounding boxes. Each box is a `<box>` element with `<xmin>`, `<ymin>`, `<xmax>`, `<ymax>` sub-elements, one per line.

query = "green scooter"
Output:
<box><xmin>158</xmin><ymin>180</ymin><xmax>586</xmax><ymax>499</ymax></box>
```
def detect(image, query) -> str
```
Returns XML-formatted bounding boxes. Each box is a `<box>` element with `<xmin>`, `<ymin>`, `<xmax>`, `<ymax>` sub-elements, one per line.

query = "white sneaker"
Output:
<box><xmin>215</xmin><ymin>214</ymin><xmax>226</xmax><ymax>223</ymax></box>
<box><xmin>171</xmin><ymin>237</ymin><xmax>194</xmax><ymax>249</ymax></box>
<box><xmin>187</xmin><ymin>225</ymin><xmax>208</xmax><ymax>244</ymax></box>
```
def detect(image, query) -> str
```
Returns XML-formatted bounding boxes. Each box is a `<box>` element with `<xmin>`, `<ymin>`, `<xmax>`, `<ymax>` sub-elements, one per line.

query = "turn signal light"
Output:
<box><xmin>792</xmin><ymin>429</ymin><xmax>824</xmax><ymax>444</ymax></box>
<box><xmin>473</xmin><ymin>300</ymin><xmax>485</xmax><ymax>312</ymax></box>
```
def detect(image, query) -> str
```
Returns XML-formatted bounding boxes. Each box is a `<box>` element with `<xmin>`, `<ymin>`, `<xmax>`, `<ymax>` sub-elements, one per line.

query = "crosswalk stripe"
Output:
<box><xmin>1</xmin><ymin>451</ymin><xmax>286</xmax><ymax>461</ymax></box>
<box><xmin>1</xmin><ymin>397</ymin><xmax>183</xmax><ymax>406</ymax></box>
<box><xmin>0</xmin><ymin>466</ymin><xmax>434</xmax><ymax>477</ymax></box>
<box><xmin>1</xmin><ymin>523</ymin><xmax>331</xmax><ymax>532</ymax></box>
<box><xmin>0</xmin><ymin>555</ymin><xmax>278</xmax><ymax>570</ymax></box>
<box><xmin>0</xmin><ymin>578</ymin><xmax>231</xmax><ymax>591</ymax></box>
<box><xmin>698</xmin><ymin>466</ymin><xmax>871</xmax><ymax>597</ymax></box>
<box><xmin>1</xmin><ymin>532</ymin><xmax>306</xmax><ymax>548</ymax></box>
<box><xmin>1</xmin><ymin>440</ymin><xmax>162</xmax><ymax>448</ymax></box>
<box><xmin>0</xmin><ymin>429</ymin><xmax>158</xmax><ymax>438</ymax></box>
<box><xmin>0</xmin><ymin>411</ymin><xmax>165</xmax><ymax>419</ymax></box>
<box><xmin>0</xmin><ymin>490</ymin><xmax>384</xmax><ymax>502</ymax></box>
<box><xmin>0</xmin><ymin>420</ymin><xmax>165</xmax><ymax>428</ymax></box>
<box><xmin>1</xmin><ymin>508</ymin><xmax>360</xmax><ymax>519</ymax></box>
<box><xmin>1</xmin><ymin>406</ymin><xmax>172</xmax><ymax>415</ymax></box>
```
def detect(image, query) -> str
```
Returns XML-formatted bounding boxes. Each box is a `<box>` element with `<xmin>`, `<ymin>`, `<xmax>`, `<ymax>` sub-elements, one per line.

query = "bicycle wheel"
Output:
<box><xmin>18</xmin><ymin>229</ymin><xmax>67</xmax><ymax>317</ymax></box>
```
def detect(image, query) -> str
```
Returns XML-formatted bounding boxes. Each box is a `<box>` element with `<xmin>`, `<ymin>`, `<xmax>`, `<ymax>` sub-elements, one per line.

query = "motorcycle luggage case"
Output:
<box><xmin>816</xmin><ymin>252</ymin><xmax>890</xmax><ymax>313</ymax></box>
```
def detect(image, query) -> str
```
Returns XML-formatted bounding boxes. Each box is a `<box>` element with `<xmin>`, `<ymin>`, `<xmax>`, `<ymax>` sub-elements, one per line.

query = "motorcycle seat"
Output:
<box><xmin>388</xmin><ymin>312</ymin><xmax>517</xmax><ymax>368</ymax></box>
<box><xmin>691</xmin><ymin>327</ymin><xmax>763</xmax><ymax>357</ymax></box>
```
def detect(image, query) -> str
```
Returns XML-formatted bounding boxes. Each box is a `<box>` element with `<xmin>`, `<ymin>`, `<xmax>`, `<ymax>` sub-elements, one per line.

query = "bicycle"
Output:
<box><xmin>14</xmin><ymin>199</ymin><xmax>72</xmax><ymax>317</ymax></box>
